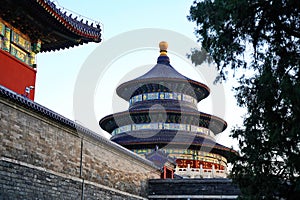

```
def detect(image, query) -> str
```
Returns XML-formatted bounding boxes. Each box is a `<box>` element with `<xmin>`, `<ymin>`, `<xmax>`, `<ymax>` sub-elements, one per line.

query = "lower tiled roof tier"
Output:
<box><xmin>111</xmin><ymin>130</ymin><xmax>236</xmax><ymax>158</ymax></box>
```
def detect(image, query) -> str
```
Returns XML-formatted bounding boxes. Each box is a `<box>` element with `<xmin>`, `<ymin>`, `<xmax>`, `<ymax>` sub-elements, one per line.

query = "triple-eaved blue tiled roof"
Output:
<box><xmin>99</xmin><ymin>46</ymin><xmax>238</xmax><ymax>160</ymax></box>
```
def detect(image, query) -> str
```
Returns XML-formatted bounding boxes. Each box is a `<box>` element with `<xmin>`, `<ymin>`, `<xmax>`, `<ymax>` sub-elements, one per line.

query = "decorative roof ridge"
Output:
<box><xmin>0</xmin><ymin>85</ymin><xmax>159</xmax><ymax>170</ymax></box>
<box><xmin>37</xmin><ymin>0</ymin><xmax>102</xmax><ymax>41</ymax></box>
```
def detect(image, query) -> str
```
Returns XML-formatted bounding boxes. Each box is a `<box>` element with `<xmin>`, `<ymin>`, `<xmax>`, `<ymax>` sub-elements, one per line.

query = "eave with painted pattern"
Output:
<box><xmin>0</xmin><ymin>0</ymin><xmax>102</xmax><ymax>52</ymax></box>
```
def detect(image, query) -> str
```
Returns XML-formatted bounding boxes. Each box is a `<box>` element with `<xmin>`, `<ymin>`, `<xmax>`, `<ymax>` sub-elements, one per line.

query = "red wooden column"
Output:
<box><xmin>163</xmin><ymin>166</ymin><xmax>167</xmax><ymax>179</ymax></box>
<box><xmin>162</xmin><ymin>166</ymin><xmax>174</xmax><ymax>179</ymax></box>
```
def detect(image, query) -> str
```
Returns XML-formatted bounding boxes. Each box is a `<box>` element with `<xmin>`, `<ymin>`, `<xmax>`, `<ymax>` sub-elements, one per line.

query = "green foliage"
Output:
<box><xmin>188</xmin><ymin>0</ymin><xmax>300</xmax><ymax>199</ymax></box>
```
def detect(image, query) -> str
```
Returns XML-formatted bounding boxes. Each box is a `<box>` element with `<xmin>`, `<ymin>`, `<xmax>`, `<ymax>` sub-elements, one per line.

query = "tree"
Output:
<box><xmin>188</xmin><ymin>0</ymin><xmax>300</xmax><ymax>199</ymax></box>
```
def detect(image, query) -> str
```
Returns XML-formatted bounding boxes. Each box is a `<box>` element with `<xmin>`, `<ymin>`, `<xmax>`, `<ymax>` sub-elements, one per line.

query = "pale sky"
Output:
<box><xmin>35</xmin><ymin>0</ymin><xmax>244</xmax><ymax>150</ymax></box>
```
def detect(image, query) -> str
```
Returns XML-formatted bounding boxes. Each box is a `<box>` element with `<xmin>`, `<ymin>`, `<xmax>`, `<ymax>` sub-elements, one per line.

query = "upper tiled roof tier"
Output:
<box><xmin>117</xmin><ymin>63</ymin><xmax>210</xmax><ymax>102</ymax></box>
<box><xmin>0</xmin><ymin>0</ymin><xmax>102</xmax><ymax>51</ymax></box>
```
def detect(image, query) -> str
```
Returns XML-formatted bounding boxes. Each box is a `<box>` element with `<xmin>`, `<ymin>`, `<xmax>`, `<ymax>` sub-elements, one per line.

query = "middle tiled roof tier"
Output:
<box><xmin>99</xmin><ymin>109</ymin><xmax>227</xmax><ymax>134</ymax></box>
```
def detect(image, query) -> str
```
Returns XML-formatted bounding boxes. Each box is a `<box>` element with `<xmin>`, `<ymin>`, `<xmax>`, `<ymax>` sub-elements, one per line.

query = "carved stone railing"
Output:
<box><xmin>175</xmin><ymin>165</ymin><xmax>227</xmax><ymax>178</ymax></box>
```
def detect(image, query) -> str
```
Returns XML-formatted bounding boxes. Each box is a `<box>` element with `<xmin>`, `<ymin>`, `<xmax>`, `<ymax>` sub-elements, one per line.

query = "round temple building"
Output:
<box><xmin>100</xmin><ymin>42</ymin><xmax>237</xmax><ymax>178</ymax></box>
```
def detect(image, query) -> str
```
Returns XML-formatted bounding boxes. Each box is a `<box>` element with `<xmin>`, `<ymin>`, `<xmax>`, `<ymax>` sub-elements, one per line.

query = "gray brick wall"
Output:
<box><xmin>0</xmin><ymin>96</ymin><xmax>160</xmax><ymax>198</ymax></box>
<box><xmin>0</xmin><ymin>159</ymin><xmax>144</xmax><ymax>200</ymax></box>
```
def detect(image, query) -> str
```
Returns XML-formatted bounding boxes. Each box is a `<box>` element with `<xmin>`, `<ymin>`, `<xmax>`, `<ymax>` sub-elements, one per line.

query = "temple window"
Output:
<box><xmin>112</xmin><ymin>122</ymin><xmax>214</xmax><ymax>137</ymax></box>
<box><xmin>129</xmin><ymin>92</ymin><xmax>197</xmax><ymax>106</ymax></box>
<box><xmin>0</xmin><ymin>19</ymin><xmax>40</xmax><ymax>68</ymax></box>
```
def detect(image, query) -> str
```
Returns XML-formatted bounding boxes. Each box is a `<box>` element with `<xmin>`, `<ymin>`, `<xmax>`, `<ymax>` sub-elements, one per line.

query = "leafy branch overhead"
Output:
<box><xmin>189</xmin><ymin>0</ymin><xmax>300</xmax><ymax>77</ymax></box>
<box><xmin>188</xmin><ymin>0</ymin><xmax>300</xmax><ymax>199</ymax></box>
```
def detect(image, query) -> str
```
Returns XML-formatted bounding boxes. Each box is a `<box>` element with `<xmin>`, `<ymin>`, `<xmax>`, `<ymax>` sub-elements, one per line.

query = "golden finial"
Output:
<box><xmin>159</xmin><ymin>41</ymin><xmax>168</xmax><ymax>51</ymax></box>
<box><xmin>159</xmin><ymin>41</ymin><xmax>168</xmax><ymax>56</ymax></box>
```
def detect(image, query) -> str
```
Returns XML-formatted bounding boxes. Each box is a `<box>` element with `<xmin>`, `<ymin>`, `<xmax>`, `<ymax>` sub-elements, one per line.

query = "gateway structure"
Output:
<box><xmin>100</xmin><ymin>42</ymin><xmax>236</xmax><ymax>178</ymax></box>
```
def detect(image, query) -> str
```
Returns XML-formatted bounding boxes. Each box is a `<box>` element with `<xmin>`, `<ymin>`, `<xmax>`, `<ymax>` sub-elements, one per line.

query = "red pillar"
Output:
<box><xmin>163</xmin><ymin>166</ymin><xmax>167</xmax><ymax>179</ymax></box>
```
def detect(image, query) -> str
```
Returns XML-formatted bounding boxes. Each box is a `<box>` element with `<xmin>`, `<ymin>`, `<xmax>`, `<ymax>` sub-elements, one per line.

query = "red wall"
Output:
<box><xmin>0</xmin><ymin>49</ymin><xmax>36</xmax><ymax>100</ymax></box>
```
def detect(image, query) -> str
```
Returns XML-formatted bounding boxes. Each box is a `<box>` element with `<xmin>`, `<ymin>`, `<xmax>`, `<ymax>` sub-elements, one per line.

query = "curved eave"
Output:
<box><xmin>0</xmin><ymin>0</ymin><xmax>102</xmax><ymax>52</ymax></box>
<box><xmin>116</xmin><ymin>77</ymin><xmax>210</xmax><ymax>102</ymax></box>
<box><xmin>37</xmin><ymin>0</ymin><xmax>102</xmax><ymax>38</ymax></box>
<box><xmin>99</xmin><ymin>109</ymin><xmax>227</xmax><ymax>134</ymax></box>
<box><xmin>37</xmin><ymin>0</ymin><xmax>102</xmax><ymax>51</ymax></box>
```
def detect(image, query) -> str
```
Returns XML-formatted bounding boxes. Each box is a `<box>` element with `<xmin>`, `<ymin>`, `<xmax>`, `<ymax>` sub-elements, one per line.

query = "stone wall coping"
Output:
<box><xmin>147</xmin><ymin>178</ymin><xmax>241</xmax><ymax>197</ymax></box>
<box><xmin>0</xmin><ymin>85</ymin><xmax>161</xmax><ymax>171</ymax></box>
